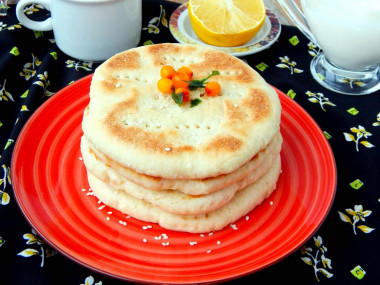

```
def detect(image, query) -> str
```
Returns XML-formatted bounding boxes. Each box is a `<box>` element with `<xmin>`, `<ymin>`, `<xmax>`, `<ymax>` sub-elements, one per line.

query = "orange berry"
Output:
<box><xmin>177</xmin><ymin>66</ymin><xmax>193</xmax><ymax>80</ymax></box>
<box><xmin>175</xmin><ymin>88</ymin><xmax>190</xmax><ymax>102</ymax></box>
<box><xmin>172</xmin><ymin>72</ymin><xmax>190</xmax><ymax>89</ymax></box>
<box><xmin>160</xmin><ymin>65</ymin><xmax>176</xmax><ymax>79</ymax></box>
<box><xmin>205</xmin><ymin>81</ymin><xmax>221</xmax><ymax>97</ymax></box>
<box><xmin>157</xmin><ymin>78</ymin><xmax>173</xmax><ymax>94</ymax></box>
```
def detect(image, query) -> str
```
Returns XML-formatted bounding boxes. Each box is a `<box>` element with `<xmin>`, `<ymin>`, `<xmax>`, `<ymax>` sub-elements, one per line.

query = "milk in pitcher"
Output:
<box><xmin>302</xmin><ymin>0</ymin><xmax>380</xmax><ymax>70</ymax></box>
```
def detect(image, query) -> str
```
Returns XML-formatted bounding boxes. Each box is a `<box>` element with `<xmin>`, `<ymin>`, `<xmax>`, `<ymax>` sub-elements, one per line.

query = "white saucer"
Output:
<box><xmin>169</xmin><ymin>3</ymin><xmax>281</xmax><ymax>57</ymax></box>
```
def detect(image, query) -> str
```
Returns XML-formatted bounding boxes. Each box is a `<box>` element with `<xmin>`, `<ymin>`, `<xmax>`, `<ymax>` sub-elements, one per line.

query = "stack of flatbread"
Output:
<box><xmin>81</xmin><ymin>43</ymin><xmax>282</xmax><ymax>233</ymax></box>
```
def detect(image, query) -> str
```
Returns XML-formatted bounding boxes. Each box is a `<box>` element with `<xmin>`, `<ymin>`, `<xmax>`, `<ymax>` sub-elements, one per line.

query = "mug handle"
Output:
<box><xmin>16</xmin><ymin>0</ymin><xmax>52</xmax><ymax>31</ymax></box>
<box><xmin>277</xmin><ymin>0</ymin><xmax>318</xmax><ymax>45</ymax></box>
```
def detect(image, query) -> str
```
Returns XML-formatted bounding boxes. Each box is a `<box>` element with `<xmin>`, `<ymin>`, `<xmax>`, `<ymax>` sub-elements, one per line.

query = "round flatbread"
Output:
<box><xmin>87</xmin><ymin>156</ymin><xmax>281</xmax><ymax>233</ymax></box>
<box><xmin>82</xmin><ymin>43</ymin><xmax>281</xmax><ymax>179</ymax></box>
<box><xmin>82</xmin><ymin>133</ymin><xmax>282</xmax><ymax>195</ymax></box>
<box><xmin>81</xmin><ymin>135</ymin><xmax>281</xmax><ymax>215</ymax></box>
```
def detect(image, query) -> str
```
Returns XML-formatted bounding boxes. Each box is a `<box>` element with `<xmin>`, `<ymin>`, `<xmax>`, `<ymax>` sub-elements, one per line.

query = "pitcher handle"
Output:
<box><xmin>277</xmin><ymin>0</ymin><xmax>318</xmax><ymax>45</ymax></box>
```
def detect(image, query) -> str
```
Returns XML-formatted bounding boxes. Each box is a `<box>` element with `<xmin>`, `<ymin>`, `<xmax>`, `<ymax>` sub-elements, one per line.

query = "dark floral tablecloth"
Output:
<box><xmin>1</xmin><ymin>1</ymin><xmax>379</xmax><ymax>284</ymax></box>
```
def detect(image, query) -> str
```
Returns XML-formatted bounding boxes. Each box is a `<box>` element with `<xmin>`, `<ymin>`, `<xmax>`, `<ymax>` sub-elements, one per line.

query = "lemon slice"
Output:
<box><xmin>188</xmin><ymin>0</ymin><xmax>266</xmax><ymax>47</ymax></box>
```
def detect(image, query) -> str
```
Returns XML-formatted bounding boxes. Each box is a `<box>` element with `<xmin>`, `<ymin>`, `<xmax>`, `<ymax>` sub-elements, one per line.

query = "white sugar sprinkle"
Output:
<box><xmin>118</xmin><ymin>220</ymin><xmax>127</xmax><ymax>226</ymax></box>
<box><xmin>78</xmin><ymin>157</ymin><xmax>83</xmax><ymax>160</ymax></box>
<box><xmin>245</xmin><ymin>216</ymin><xmax>250</xmax><ymax>221</ymax></box>
<box><xmin>98</xmin><ymin>205</ymin><xmax>106</xmax><ymax>210</ymax></box>
<box><xmin>270</xmin><ymin>201</ymin><xmax>274</xmax><ymax>206</ymax></box>
<box><xmin>217</xmin><ymin>241</ymin><xmax>221</xmax><ymax>245</ymax></box>
<box><xmin>206</xmin><ymin>250</ymin><xmax>212</xmax><ymax>254</ymax></box>
<box><xmin>143</xmin><ymin>238</ymin><xmax>147</xmax><ymax>243</ymax></box>
<box><xmin>106</xmin><ymin>217</ymin><xmax>110</xmax><ymax>221</ymax></box>
<box><xmin>164</xmin><ymin>147</ymin><xmax>171</xmax><ymax>151</ymax></box>
<box><xmin>190</xmin><ymin>242</ymin><xmax>197</xmax><ymax>246</ymax></box>
<box><xmin>208</xmin><ymin>232</ymin><xmax>214</xmax><ymax>236</ymax></box>
<box><xmin>230</xmin><ymin>224</ymin><xmax>238</xmax><ymax>230</ymax></box>
<box><xmin>115</xmin><ymin>83</ymin><xmax>121</xmax><ymax>88</ymax></box>
<box><xmin>81</xmin><ymin>188</ymin><xmax>86</xmax><ymax>192</ymax></box>
<box><xmin>107</xmin><ymin>211</ymin><xmax>113</xmax><ymax>214</ymax></box>
<box><xmin>162</xmin><ymin>242</ymin><xmax>170</xmax><ymax>246</ymax></box>
<box><xmin>200</xmin><ymin>234</ymin><xmax>205</xmax><ymax>237</ymax></box>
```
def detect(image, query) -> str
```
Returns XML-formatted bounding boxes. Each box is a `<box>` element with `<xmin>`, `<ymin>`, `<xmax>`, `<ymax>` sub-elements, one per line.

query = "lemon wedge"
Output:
<box><xmin>188</xmin><ymin>0</ymin><xmax>266</xmax><ymax>47</ymax></box>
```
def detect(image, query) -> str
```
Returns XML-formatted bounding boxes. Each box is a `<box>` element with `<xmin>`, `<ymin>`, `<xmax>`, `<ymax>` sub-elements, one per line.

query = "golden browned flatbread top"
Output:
<box><xmin>82</xmin><ymin>43</ymin><xmax>281</xmax><ymax>179</ymax></box>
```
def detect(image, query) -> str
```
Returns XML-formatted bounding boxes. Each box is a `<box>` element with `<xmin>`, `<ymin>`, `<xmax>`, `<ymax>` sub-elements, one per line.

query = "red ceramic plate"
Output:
<box><xmin>12</xmin><ymin>75</ymin><xmax>336</xmax><ymax>284</ymax></box>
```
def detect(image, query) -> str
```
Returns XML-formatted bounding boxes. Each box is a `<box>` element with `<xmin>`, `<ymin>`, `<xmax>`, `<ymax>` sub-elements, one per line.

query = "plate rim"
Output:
<box><xmin>11</xmin><ymin>75</ymin><xmax>337</xmax><ymax>284</ymax></box>
<box><xmin>169</xmin><ymin>2</ymin><xmax>282</xmax><ymax>57</ymax></box>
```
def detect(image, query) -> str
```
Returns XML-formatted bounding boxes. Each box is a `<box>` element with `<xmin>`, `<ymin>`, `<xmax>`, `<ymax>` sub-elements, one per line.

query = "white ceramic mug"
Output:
<box><xmin>16</xmin><ymin>0</ymin><xmax>142</xmax><ymax>61</ymax></box>
<box><xmin>279</xmin><ymin>0</ymin><xmax>380</xmax><ymax>95</ymax></box>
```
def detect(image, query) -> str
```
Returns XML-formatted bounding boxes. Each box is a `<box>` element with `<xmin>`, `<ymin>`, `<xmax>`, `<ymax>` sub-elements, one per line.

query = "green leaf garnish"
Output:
<box><xmin>171</xmin><ymin>70</ymin><xmax>219</xmax><ymax>107</ymax></box>
<box><xmin>171</xmin><ymin>91</ymin><xmax>183</xmax><ymax>106</ymax></box>
<box><xmin>190</xmin><ymin>98</ymin><xmax>202</xmax><ymax>107</ymax></box>
<box><xmin>188</xmin><ymin>70</ymin><xmax>220</xmax><ymax>90</ymax></box>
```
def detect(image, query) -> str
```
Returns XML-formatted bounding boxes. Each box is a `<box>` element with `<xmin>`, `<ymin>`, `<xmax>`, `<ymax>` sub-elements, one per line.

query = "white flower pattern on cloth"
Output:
<box><xmin>81</xmin><ymin>276</ymin><xmax>102</xmax><ymax>285</ymax></box>
<box><xmin>276</xmin><ymin>56</ymin><xmax>303</xmax><ymax>74</ymax></box>
<box><xmin>143</xmin><ymin>5</ymin><xmax>168</xmax><ymax>34</ymax></box>
<box><xmin>344</xmin><ymin>125</ymin><xmax>375</xmax><ymax>152</ymax></box>
<box><xmin>300</xmin><ymin>236</ymin><xmax>334</xmax><ymax>282</ymax></box>
<box><xmin>338</xmin><ymin>205</ymin><xmax>375</xmax><ymax>235</ymax></box>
